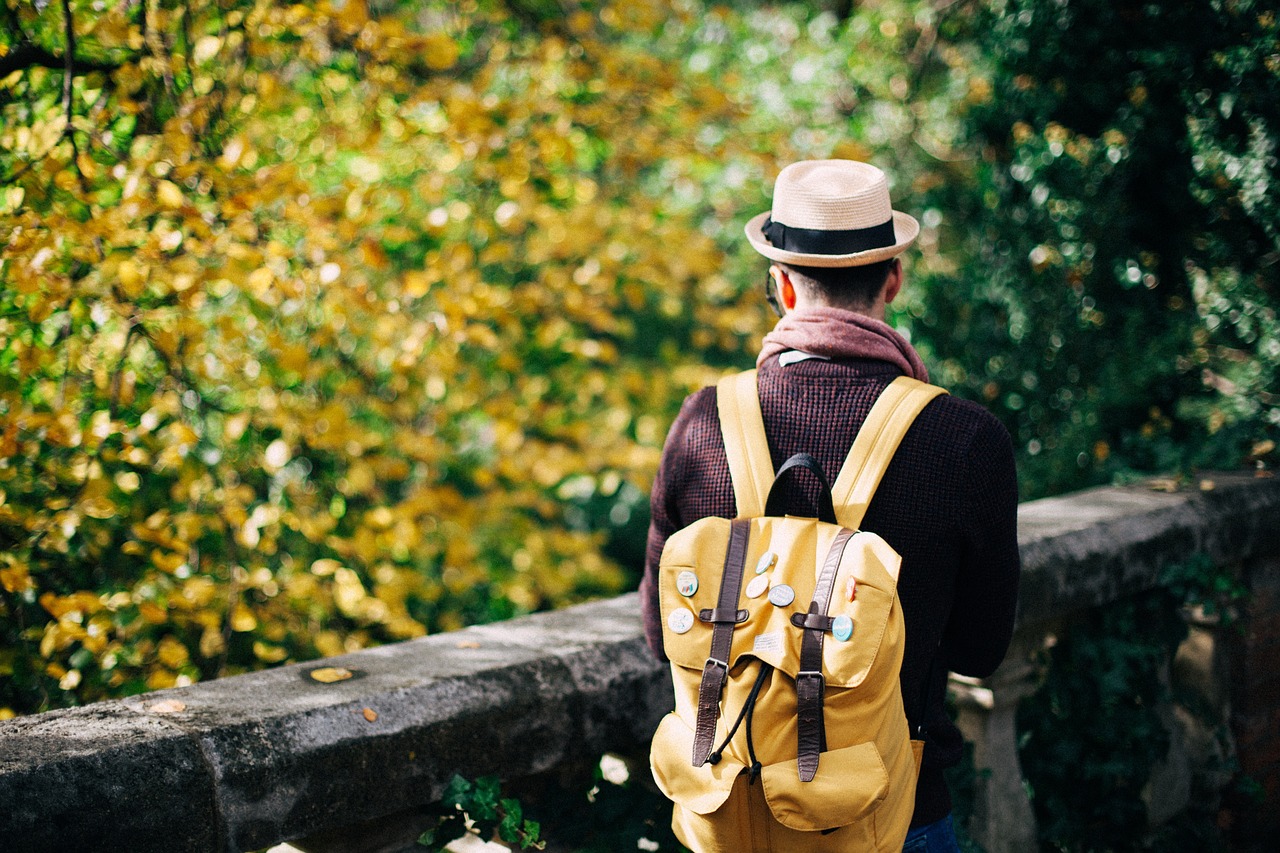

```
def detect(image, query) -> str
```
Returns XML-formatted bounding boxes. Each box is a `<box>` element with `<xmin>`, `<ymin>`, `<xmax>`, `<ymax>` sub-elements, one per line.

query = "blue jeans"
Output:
<box><xmin>902</xmin><ymin>814</ymin><xmax>961</xmax><ymax>853</ymax></box>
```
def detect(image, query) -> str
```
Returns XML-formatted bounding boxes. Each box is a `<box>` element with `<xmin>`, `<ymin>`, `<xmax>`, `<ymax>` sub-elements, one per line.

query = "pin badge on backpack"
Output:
<box><xmin>745</xmin><ymin>574</ymin><xmax>770</xmax><ymax>599</ymax></box>
<box><xmin>667</xmin><ymin>609</ymin><xmax>695</xmax><ymax>634</ymax></box>
<box><xmin>767</xmin><ymin>584</ymin><xmax>795</xmax><ymax>607</ymax></box>
<box><xmin>676</xmin><ymin>571</ymin><xmax>699</xmax><ymax>597</ymax></box>
<box><xmin>754</xmin><ymin>551</ymin><xmax>777</xmax><ymax>574</ymax></box>
<box><xmin>832</xmin><ymin>615</ymin><xmax>854</xmax><ymax>642</ymax></box>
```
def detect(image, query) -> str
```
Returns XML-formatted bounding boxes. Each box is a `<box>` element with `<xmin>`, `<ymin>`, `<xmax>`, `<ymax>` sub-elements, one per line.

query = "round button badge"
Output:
<box><xmin>767</xmin><ymin>583</ymin><xmax>795</xmax><ymax>607</ymax></box>
<box><xmin>754</xmin><ymin>551</ymin><xmax>777</xmax><ymax>575</ymax></box>
<box><xmin>676</xmin><ymin>571</ymin><xmax>699</xmax><ymax>597</ymax></box>
<box><xmin>667</xmin><ymin>609</ymin><xmax>695</xmax><ymax>635</ymax></box>
<box><xmin>832</xmin><ymin>615</ymin><xmax>854</xmax><ymax>642</ymax></box>
<box><xmin>745</xmin><ymin>574</ymin><xmax>770</xmax><ymax>600</ymax></box>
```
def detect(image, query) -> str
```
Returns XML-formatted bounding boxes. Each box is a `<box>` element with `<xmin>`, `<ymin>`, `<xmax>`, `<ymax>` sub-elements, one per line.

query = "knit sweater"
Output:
<box><xmin>639</xmin><ymin>354</ymin><xmax>1021</xmax><ymax>828</ymax></box>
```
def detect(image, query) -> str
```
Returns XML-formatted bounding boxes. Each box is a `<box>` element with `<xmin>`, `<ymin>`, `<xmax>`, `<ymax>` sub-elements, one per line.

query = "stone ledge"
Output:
<box><xmin>1015</xmin><ymin>473</ymin><xmax>1280</xmax><ymax>625</ymax></box>
<box><xmin>2</xmin><ymin>474</ymin><xmax>1278</xmax><ymax>852</ymax></box>
<box><xmin>0</xmin><ymin>595</ymin><xmax>672</xmax><ymax>853</ymax></box>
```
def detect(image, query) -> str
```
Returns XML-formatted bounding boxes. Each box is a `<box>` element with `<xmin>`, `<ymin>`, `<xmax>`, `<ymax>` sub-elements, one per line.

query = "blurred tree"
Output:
<box><xmin>0</xmin><ymin>0</ymin><xmax>770</xmax><ymax>714</ymax></box>
<box><xmin>913</xmin><ymin>0</ymin><xmax>1279</xmax><ymax>496</ymax></box>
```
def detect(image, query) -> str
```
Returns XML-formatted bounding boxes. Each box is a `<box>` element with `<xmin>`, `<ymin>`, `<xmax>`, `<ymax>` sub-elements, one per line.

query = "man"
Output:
<box><xmin>639</xmin><ymin>159</ymin><xmax>1021</xmax><ymax>850</ymax></box>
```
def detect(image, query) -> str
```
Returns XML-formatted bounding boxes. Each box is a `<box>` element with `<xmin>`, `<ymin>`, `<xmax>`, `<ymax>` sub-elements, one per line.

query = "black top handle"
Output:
<box><xmin>764</xmin><ymin>452</ymin><xmax>838</xmax><ymax>525</ymax></box>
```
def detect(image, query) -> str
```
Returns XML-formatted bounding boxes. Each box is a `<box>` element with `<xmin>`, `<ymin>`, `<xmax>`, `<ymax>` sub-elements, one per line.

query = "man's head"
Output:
<box><xmin>745</xmin><ymin>159</ymin><xmax>917</xmax><ymax>318</ymax></box>
<box><xmin>767</xmin><ymin>258</ymin><xmax>900</xmax><ymax>316</ymax></box>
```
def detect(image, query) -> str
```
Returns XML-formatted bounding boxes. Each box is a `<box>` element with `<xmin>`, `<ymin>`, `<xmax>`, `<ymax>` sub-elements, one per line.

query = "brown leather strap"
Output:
<box><xmin>790</xmin><ymin>612</ymin><xmax>835</xmax><ymax>632</ymax></box>
<box><xmin>699</xmin><ymin>607</ymin><xmax>749</xmax><ymax>624</ymax></box>
<box><xmin>691</xmin><ymin>518</ymin><xmax>751</xmax><ymax>766</ymax></box>
<box><xmin>796</xmin><ymin>527</ymin><xmax>855</xmax><ymax>781</ymax></box>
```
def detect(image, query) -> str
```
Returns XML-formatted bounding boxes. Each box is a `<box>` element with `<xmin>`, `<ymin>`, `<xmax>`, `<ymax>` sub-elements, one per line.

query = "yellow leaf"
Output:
<box><xmin>362</xmin><ymin>707</ymin><xmax>378</xmax><ymax>722</ymax></box>
<box><xmin>157</xmin><ymin>180</ymin><xmax>184</xmax><ymax>209</ymax></box>
<box><xmin>139</xmin><ymin>601</ymin><xmax>168</xmax><ymax>624</ymax></box>
<box><xmin>0</xmin><ymin>562</ymin><xmax>32</xmax><ymax>594</ymax></box>
<box><xmin>310</xmin><ymin>558</ymin><xmax>341</xmax><ymax>576</ymax></box>
<box><xmin>248</xmin><ymin>267</ymin><xmax>274</xmax><ymax>293</ymax></box>
<box><xmin>82</xmin><ymin>497</ymin><xmax>117</xmax><ymax>520</ymax></box>
<box><xmin>199</xmin><ymin>626</ymin><xmax>226</xmax><ymax>658</ymax></box>
<box><xmin>252</xmin><ymin>641</ymin><xmax>288</xmax><ymax>663</ymax></box>
<box><xmin>403</xmin><ymin>270</ymin><xmax>434</xmax><ymax>298</ymax></box>
<box><xmin>157</xmin><ymin>636</ymin><xmax>189</xmax><ymax>668</ymax></box>
<box><xmin>422</xmin><ymin>33</ymin><xmax>459</xmax><ymax>70</ymax></box>
<box><xmin>118</xmin><ymin>259</ymin><xmax>146</xmax><ymax>297</ymax></box>
<box><xmin>230</xmin><ymin>603</ymin><xmax>257</xmax><ymax>632</ymax></box>
<box><xmin>309</xmin><ymin>666</ymin><xmax>354</xmax><ymax>683</ymax></box>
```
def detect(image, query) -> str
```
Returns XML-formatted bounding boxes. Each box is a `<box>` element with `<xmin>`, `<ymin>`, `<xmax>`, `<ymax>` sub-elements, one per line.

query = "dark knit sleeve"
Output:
<box><xmin>943</xmin><ymin>415</ymin><xmax>1021</xmax><ymax>678</ymax></box>
<box><xmin>639</xmin><ymin>390</ymin><xmax>707</xmax><ymax>661</ymax></box>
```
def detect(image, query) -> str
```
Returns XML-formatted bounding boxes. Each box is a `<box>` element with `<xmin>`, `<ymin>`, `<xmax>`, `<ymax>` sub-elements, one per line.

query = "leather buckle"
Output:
<box><xmin>796</xmin><ymin>669</ymin><xmax>825</xmax><ymax>689</ymax></box>
<box><xmin>704</xmin><ymin>656</ymin><xmax>729</xmax><ymax>673</ymax></box>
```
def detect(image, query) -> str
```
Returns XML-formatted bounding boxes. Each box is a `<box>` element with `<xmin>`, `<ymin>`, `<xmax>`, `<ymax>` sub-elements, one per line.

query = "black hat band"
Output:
<box><xmin>762</xmin><ymin>216</ymin><xmax>896</xmax><ymax>256</ymax></box>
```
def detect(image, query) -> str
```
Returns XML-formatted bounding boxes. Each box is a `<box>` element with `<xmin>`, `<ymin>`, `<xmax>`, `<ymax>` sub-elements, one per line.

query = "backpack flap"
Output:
<box><xmin>658</xmin><ymin>516</ymin><xmax>901</xmax><ymax>690</ymax></box>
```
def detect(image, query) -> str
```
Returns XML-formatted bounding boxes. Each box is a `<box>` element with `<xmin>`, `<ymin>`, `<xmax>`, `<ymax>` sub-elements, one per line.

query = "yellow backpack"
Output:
<box><xmin>649</xmin><ymin>371</ymin><xmax>946</xmax><ymax>852</ymax></box>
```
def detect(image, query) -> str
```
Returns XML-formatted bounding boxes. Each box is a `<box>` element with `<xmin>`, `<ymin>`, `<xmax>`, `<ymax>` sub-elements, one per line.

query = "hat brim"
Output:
<box><xmin>743</xmin><ymin>210</ymin><xmax>920</xmax><ymax>268</ymax></box>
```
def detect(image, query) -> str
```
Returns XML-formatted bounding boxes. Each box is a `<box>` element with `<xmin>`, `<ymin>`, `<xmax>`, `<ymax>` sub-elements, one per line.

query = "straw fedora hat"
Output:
<box><xmin>744</xmin><ymin>159</ymin><xmax>919</xmax><ymax>268</ymax></box>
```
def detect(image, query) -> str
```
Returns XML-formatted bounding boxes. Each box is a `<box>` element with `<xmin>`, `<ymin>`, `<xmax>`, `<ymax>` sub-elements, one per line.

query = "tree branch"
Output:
<box><xmin>0</xmin><ymin>43</ymin><xmax>120</xmax><ymax>78</ymax></box>
<box><xmin>60</xmin><ymin>0</ymin><xmax>92</xmax><ymax>195</ymax></box>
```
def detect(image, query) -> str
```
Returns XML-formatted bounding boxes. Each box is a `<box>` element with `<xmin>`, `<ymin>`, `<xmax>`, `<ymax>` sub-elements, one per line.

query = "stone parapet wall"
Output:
<box><xmin>1</xmin><ymin>473</ymin><xmax>1278</xmax><ymax>852</ymax></box>
<box><xmin>0</xmin><ymin>596</ymin><xmax>670</xmax><ymax>853</ymax></box>
<box><xmin>1226</xmin><ymin>550</ymin><xmax>1280</xmax><ymax>845</ymax></box>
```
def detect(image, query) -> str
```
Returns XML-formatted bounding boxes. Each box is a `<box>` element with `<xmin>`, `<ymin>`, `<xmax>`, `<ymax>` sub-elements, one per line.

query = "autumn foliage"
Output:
<box><xmin>0</xmin><ymin>0</ymin><xmax>779</xmax><ymax>714</ymax></box>
<box><xmin>2</xmin><ymin>0</ymin><xmax>1276</xmax><ymax>718</ymax></box>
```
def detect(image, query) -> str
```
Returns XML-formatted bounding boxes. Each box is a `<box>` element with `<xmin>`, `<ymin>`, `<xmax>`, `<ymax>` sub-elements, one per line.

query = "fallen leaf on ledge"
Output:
<box><xmin>362</xmin><ymin>707</ymin><xmax>378</xmax><ymax>722</ymax></box>
<box><xmin>309</xmin><ymin>667</ymin><xmax>354</xmax><ymax>683</ymax></box>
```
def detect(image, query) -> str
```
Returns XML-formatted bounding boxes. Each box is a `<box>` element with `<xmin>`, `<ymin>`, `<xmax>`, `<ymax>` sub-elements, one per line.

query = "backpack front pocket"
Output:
<box><xmin>759</xmin><ymin>740</ymin><xmax>889</xmax><ymax>831</ymax></box>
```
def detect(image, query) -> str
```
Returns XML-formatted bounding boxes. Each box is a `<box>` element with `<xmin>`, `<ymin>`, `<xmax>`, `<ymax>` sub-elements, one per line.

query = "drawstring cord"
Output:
<box><xmin>745</xmin><ymin>665</ymin><xmax>766</xmax><ymax>783</ymax></box>
<box><xmin>706</xmin><ymin>661</ymin><xmax>773</xmax><ymax>776</ymax></box>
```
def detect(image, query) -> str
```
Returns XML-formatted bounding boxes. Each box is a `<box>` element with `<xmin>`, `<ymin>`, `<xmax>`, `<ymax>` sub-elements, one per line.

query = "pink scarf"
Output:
<box><xmin>756</xmin><ymin>306</ymin><xmax>929</xmax><ymax>382</ymax></box>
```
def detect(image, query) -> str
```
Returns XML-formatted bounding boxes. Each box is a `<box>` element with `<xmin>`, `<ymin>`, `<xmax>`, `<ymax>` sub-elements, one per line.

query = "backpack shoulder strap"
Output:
<box><xmin>831</xmin><ymin>376</ymin><xmax>947</xmax><ymax>533</ymax></box>
<box><xmin>716</xmin><ymin>370</ymin><xmax>773</xmax><ymax>519</ymax></box>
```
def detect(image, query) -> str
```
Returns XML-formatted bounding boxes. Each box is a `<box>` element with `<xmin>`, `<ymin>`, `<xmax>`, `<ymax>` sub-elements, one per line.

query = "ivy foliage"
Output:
<box><xmin>417</xmin><ymin>774</ymin><xmax>544</xmax><ymax>851</ymax></box>
<box><xmin>1017</xmin><ymin>555</ymin><xmax>1246</xmax><ymax>851</ymax></box>
<box><xmin>1017</xmin><ymin>592</ymin><xmax>1189</xmax><ymax>849</ymax></box>
<box><xmin>412</xmin><ymin>757</ymin><xmax>690</xmax><ymax>852</ymax></box>
<box><xmin>920</xmin><ymin>0</ymin><xmax>1280</xmax><ymax>496</ymax></box>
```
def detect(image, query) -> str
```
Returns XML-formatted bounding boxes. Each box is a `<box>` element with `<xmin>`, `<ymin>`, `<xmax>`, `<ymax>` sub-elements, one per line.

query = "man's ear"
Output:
<box><xmin>770</xmin><ymin>265</ymin><xmax>797</xmax><ymax>311</ymax></box>
<box><xmin>882</xmin><ymin>258</ymin><xmax>903</xmax><ymax>305</ymax></box>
